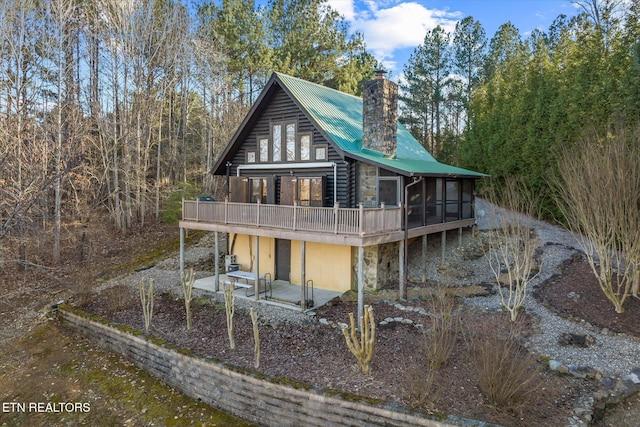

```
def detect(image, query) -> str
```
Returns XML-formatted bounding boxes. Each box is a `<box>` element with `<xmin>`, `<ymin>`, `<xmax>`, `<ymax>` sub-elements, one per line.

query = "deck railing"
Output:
<box><xmin>182</xmin><ymin>200</ymin><xmax>402</xmax><ymax>236</ymax></box>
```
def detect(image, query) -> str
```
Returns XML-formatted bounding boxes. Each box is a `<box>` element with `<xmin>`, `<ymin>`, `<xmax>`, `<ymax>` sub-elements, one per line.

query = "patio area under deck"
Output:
<box><xmin>193</xmin><ymin>274</ymin><xmax>343</xmax><ymax>311</ymax></box>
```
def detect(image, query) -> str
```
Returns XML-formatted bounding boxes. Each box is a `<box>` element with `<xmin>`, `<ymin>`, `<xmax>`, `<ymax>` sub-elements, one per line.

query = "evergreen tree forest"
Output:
<box><xmin>1</xmin><ymin>0</ymin><xmax>638</xmax><ymax>268</ymax></box>
<box><xmin>401</xmin><ymin>0</ymin><xmax>640</xmax><ymax>219</ymax></box>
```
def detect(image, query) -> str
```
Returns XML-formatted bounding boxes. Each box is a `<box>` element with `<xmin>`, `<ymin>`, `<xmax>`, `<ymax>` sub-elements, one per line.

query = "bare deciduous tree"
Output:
<box><xmin>554</xmin><ymin>125</ymin><xmax>640</xmax><ymax>313</ymax></box>
<box><xmin>484</xmin><ymin>178</ymin><xmax>542</xmax><ymax>321</ymax></box>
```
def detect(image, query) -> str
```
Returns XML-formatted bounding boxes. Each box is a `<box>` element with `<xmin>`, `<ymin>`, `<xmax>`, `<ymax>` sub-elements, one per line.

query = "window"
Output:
<box><xmin>298</xmin><ymin>177</ymin><xmax>324</xmax><ymax>206</ymax></box>
<box><xmin>446</xmin><ymin>179</ymin><xmax>460</xmax><ymax>220</ymax></box>
<box><xmin>315</xmin><ymin>146</ymin><xmax>327</xmax><ymax>160</ymax></box>
<box><xmin>272</xmin><ymin>124</ymin><xmax>282</xmax><ymax>162</ymax></box>
<box><xmin>300</xmin><ymin>134</ymin><xmax>311</xmax><ymax>161</ymax></box>
<box><xmin>247</xmin><ymin>151</ymin><xmax>256</xmax><ymax>163</ymax></box>
<box><xmin>286</xmin><ymin>123</ymin><xmax>296</xmax><ymax>161</ymax></box>
<box><xmin>259</xmin><ymin>137</ymin><xmax>268</xmax><ymax>162</ymax></box>
<box><xmin>378</xmin><ymin>177</ymin><xmax>400</xmax><ymax>206</ymax></box>
<box><xmin>250</xmin><ymin>178</ymin><xmax>267</xmax><ymax>204</ymax></box>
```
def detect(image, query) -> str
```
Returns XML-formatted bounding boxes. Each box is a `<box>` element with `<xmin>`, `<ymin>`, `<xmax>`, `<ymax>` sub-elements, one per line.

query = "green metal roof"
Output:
<box><xmin>275</xmin><ymin>72</ymin><xmax>486</xmax><ymax>178</ymax></box>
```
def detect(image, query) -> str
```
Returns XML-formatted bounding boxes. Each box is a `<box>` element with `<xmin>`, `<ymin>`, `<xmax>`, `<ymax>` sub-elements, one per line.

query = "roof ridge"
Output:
<box><xmin>274</xmin><ymin>72</ymin><xmax>362</xmax><ymax>101</ymax></box>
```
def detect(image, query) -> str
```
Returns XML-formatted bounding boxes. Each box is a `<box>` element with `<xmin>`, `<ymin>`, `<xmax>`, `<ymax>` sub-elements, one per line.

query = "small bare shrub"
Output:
<box><xmin>104</xmin><ymin>283</ymin><xmax>133</xmax><ymax>312</ymax></box>
<box><xmin>483</xmin><ymin>178</ymin><xmax>542</xmax><ymax>321</ymax></box>
<box><xmin>138</xmin><ymin>278</ymin><xmax>154</xmax><ymax>333</ymax></box>
<box><xmin>407</xmin><ymin>363</ymin><xmax>438</xmax><ymax>405</ymax></box>
<box><xmin>408</xmin><ymin>288</ymin><xmax>460</xmax><ymax>404</ymax></box>
<box><xmin>71</xmin><ymin>268</ymin><xmax>97</xmax><ymax>306</ymax></box>
<box><xmin>182</xmin><ymin>268</ymin><xmax>195</xmax><ymax>330</ymax></box>
<box><xmin>472</xmin><ymin>321</ymin><xmax>541</xmax><ymax>409</ymax></box>
<box><xmin>423</xmin><ymin>289</ymin><xmax>460</xmax><ymax>369</ymax></box>
<box><xmin>341</xmin><ymin>305</ymin><xmax>375</xmax><ymax>374</ymax></box>
<box><xmin>223</xmin><ymin>281</ymin><xmax>235</xmax><ymax>349</ymax></box>
<box><xmin>250</xmin><ymin>308</ymin><xmax>260</xmax><ymax>369</ymax></box>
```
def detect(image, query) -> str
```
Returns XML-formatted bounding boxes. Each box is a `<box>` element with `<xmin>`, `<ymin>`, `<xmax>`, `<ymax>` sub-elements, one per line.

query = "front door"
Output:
<box><xmin>275</xmin><ymin>239</ymin><xmax>291</xmax><ymax>281</ymax></box>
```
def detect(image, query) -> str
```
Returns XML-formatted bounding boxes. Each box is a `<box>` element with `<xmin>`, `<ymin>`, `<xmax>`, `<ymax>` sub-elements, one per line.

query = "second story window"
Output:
<box><xmin>259</xmin><ymin>137</ymin><xmax>268</xmax><ymax>162</ymax></box>
<box><xmin>286</xmin><ymin>123</ymin><xmax>296</xmax><ymax>161</ymax></box>
<box><xmin>300</xmin><ymin>134</ymin><xmax>311</xmax><ymax>160</ymax></box>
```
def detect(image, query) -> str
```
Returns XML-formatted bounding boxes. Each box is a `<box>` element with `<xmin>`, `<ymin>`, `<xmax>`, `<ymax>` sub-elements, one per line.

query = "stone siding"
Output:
<box><xmin>58</xmin><ymin>306</ymin><xmax>455</xmax><ymax>427</ymax></box>
<box><xmin>362</xmin><ymin>78</ymin><xmax>398</xmax><ymax>158</ymax></box>
<box><xmin>354</xmin><ymin>242</ymin><xmax>400</xmax><ymax>290</ymax></box>
<box><xmin>356</xmin><ymin>162</ymin><xmax>378</xmax><ymax>208</ymax></box>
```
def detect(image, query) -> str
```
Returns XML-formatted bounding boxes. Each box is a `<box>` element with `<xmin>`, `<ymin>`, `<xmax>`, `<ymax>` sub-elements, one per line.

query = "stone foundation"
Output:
<box><xmin>353</xmin><ymin>242</ymin><xmax>400</xmax><ymax>290</ymax></box>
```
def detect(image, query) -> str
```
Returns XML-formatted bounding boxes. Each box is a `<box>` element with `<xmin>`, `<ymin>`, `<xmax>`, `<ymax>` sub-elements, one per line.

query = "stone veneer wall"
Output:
<box><xmin>362</xmin><ymin>77</ymin><xmax>398</xmax><ymax>157</ymax></box>
<box><xmin>58</xmin><ymin>305</ymin><xmax>455</xmax><ymax>427</ymax></box>
<box><xmin>355</xmin><ymin>242</ymin><xmax>400</xmax><ymax>290</ymax></box>
<box><xmin>356</xmin><ymin>161</ymin><xmax>377</xmax><ymax>208</ymax></box>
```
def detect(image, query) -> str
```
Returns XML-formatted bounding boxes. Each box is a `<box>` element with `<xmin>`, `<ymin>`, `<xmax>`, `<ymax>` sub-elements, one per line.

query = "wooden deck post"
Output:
<box><xmin>441</xmin><ymin>230</ymin><xmax>447</xmax><ymax>263</ymax></box>
<box><xmin>214</xmin><ymin>231</ymin><xmax>220</xmax><ymax>292</ymax></box>
<box><xmin>179</xmin><ymin>228</ymin><xmax>185</xmax><ymax>276</ymax></box>
<box><xmin>421</xmin><ymin>234</ymin><xmax>428</xmax><ymax>283</ymax></box>
<box><xmin>458</xmin><ymin>227</ymin><xmax>463</xmax><ymax>247</ymax></box>
<box><xmin>254</xmin><ymin>235</ymin><xmax>259</xmax><ymax>301</ymax></box>
<box><xmin>357</xmin><ymin>245</ymin><xmax>364</xmax><ymax>329</ymax></box>
<box><xmin>399</xmin><ymin>239</ymin><xmax>406</xmax><ymax>300</ymax></box>
<box><xmin>301</xmin><ymin>241</ymin><xmax>306</xmax><ymax>311</ymax></box>
<box><xmin>256</xmin><ymin>200</ymin><xmax>261</xmax><ymax>227</ymax></box>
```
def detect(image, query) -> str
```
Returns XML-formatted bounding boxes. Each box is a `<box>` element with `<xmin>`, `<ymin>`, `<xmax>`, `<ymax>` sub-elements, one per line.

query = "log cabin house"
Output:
<box><xmin>179</xmin><ymin>71</ymin><xmax>485</xmax><ymax>317</ymax></box>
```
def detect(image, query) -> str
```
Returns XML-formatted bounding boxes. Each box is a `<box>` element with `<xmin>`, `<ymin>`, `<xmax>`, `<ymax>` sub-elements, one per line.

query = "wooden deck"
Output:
<box><xmin>180</xmin><ymin>200</ymin><xmax>475</xmax><ymax>245</ymax></box>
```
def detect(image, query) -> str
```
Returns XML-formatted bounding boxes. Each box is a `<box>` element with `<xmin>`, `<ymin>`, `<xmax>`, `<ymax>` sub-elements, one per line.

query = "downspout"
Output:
<box><xmin>402</xmin><ymin>176</ymin><xmax>423</xmax><ymax>300</ymax></box>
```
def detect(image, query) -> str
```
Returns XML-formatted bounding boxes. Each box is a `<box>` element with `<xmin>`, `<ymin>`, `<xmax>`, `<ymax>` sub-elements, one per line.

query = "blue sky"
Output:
<box><xmin>327</xmin><ymin>0</ymin><xmax>581</xmax><ymax>76</ymax></box>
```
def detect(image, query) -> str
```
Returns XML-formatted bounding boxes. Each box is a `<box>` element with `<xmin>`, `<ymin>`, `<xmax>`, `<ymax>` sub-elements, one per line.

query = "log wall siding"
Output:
<box><xmin>58</xmin><ymin>306</ymin><xmax>460</xmax><ymax>427</ymax></box>
<box><xmin>229</xmin><ymin>85</ymin><xmax>351</xmax><ymax>207</ymax></box>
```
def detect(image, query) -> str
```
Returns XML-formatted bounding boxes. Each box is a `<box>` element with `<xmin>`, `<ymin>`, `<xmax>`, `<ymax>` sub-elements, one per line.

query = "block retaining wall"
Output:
<box><xmin>57</xmin><ymin>305</ymin><xmax>466</xmax><ymax>427</ymax></box>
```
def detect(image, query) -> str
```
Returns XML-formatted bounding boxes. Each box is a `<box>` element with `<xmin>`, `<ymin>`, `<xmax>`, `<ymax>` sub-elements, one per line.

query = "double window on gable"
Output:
<box><xmin>250</xmin><ymin>121</ymin><xmax>325</xmax><ymax>164</ymax></box>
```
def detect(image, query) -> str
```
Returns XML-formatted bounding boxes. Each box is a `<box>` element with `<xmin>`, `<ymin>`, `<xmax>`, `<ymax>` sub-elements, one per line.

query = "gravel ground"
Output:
<box><xmin>468</xmin><ymin>199</ymin><xmax>640</xmax><ymax>378</ymax></box>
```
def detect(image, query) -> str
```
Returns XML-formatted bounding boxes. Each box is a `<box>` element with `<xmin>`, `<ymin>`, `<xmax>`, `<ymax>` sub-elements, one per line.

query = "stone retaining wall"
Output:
<box><xmin>58</xmin><ymin>305</ymin><xmax>462</xmax><ymax>427</ymax></box>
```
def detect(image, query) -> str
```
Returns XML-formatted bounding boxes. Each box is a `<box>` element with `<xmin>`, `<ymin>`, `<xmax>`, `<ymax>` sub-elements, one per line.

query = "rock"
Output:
<box><xmin>568</xmin><ymin>365</ymin><xmax>588</xmax><ymax>379</ymax></box>
<box><xmin>558</xmin><ymin>332</ymin><xmax>594</xmax><ymax>348</ymax></box>
<box><xmin>600</xmin><ymin>377</ymin><xmax>615</xmax><ymax>389</ymax></box>
<box><xmin>623</xmin><ymin>372</ymin><xmax>640</xmax><ymax>384</ymax></box>
<box><xmin>549</xmin><ymin>360</ymin><xmax>563</xmax><ymax>371</ymax></box>
<box><xmin>614</xmin><ymin>379</ymin><xmax>640</xmax><ymax>399</ymax></box>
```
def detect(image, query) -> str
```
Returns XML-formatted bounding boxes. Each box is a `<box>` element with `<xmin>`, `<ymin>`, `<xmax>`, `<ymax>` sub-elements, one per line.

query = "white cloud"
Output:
<box><xmin>328</xmin><ymin>0</ymin><xmax>356</xmax><ymax>21</ymax></box>
<box><xmin>343</xmin><ymin>1</ymin><xmax>462</xmax><ymax>66</ymax></box>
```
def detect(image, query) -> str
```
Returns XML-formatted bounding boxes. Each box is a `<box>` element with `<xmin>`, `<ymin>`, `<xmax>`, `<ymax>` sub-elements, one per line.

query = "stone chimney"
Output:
<box><xmin>362</xmin><ymin>69</ymin><xmax>398</xmax><ymax>158</ymax></box>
